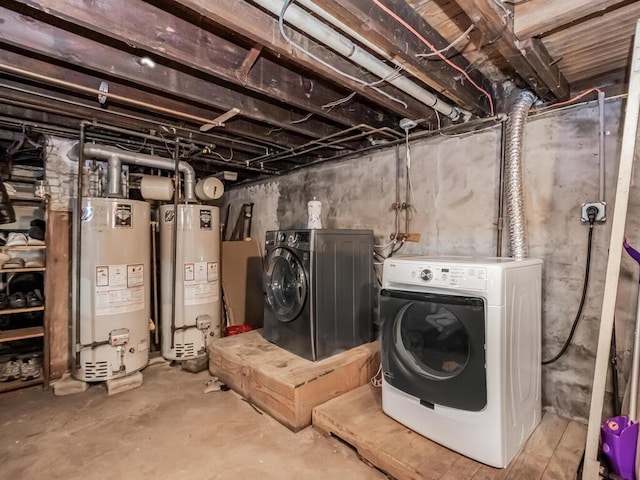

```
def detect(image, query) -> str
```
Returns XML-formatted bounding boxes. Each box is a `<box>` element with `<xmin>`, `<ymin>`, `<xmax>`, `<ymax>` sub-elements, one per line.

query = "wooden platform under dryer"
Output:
<box><xmin>208</xmin><ymin>329</ymin><xmax>379</xmax><ymax>431</ymax></box>
<box><xmin>312</xmin><ymin>385</ymin><xmax>587</xmax><ymax>480</ymax></box>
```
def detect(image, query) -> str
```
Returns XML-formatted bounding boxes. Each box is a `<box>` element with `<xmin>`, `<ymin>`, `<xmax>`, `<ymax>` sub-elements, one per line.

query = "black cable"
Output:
<box><xmin>542</xmin><ymin>221</ymin><xmax>595</xmax><ymax>365</ymax></box>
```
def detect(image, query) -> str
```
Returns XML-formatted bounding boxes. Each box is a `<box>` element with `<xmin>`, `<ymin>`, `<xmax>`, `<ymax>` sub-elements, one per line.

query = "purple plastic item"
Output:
<box><xmin>624</xmin><ymin>238</ymin><xmax>640</xmax><ymax>280</ymax></box>
<box><xmin>602</xmin><ymin>416</ymin><xmax>639</xmax><ymax>479</ymax></box>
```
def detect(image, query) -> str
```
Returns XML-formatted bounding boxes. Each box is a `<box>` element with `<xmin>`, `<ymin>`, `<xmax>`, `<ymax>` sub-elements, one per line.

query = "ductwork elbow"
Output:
<box><xmin>505</xmin><ymin>90</ymin><xmax>536</xmax><ymax>261</ymax></box>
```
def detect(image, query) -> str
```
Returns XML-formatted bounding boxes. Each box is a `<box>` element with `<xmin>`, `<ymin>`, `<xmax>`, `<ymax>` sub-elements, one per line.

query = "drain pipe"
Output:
<box><xmin>80</xmin><ymin>144</ymin><xmax>197</xmax><ymax>202</ymax></box>
<box><xmin>505</xmin><ymin>90</ymin><xmax>536</xmax><ymax>260</ymax></box>
<box><xmin>254</xmin><ymin>0</ymin><xmax>463</xmax><ymax>121</ymax></box>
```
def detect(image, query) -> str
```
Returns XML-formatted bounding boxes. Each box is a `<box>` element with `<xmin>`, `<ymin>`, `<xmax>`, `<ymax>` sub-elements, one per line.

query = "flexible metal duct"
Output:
<box><xmin>505</xmin><ymin>90</ymin><xmax>536</xmax><ymax>260</ymax></box>
<box><xmin>80</xmin><ymin>144</ymin><xmax>196</xmax><ymax>202</ymax></box>
<box><xmin>253</xmin><ymin>0</ymin><xmax>463</xmax><ymax>121</ymax></box>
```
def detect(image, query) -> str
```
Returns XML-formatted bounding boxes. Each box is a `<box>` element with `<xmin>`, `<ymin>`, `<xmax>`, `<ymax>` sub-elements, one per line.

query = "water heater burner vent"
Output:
<box><xmin>84</xmin><ymin>361</ymin><xmax>109</xmax><ymax>380</ymax></box>
<box><xmin>175</xmin><ymin>343</ymin><xmax>195</xmax><ymax>358</ymax></box>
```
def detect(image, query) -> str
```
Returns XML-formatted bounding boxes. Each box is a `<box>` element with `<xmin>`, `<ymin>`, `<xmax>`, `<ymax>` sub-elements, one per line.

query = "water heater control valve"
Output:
<box><xmin>109</xmin><ymin>328</ymin><xmax>130</xmax><ymax>347</ymax></box>
<box><xmin>196</xmin><ymin>315</ymin><xmax>212</xmax><ymax>330</ymax></box>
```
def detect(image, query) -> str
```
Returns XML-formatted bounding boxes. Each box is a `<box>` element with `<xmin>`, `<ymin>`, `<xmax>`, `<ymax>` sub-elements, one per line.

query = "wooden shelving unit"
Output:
<box><xmin>0</xmin><ymin>221</ymin><xmax>47</xmax><ymax>393</ymax></box>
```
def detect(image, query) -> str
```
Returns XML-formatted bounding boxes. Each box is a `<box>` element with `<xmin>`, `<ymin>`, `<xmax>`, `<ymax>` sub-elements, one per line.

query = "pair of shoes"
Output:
<box><xmin>26</xmin><ymin>289</ymin><xmax>43</xmax><ymax>307</ymax></box>
<box><xmin>20</xmin><ymin>358</ymin><xmax>41</xmax><ymax>381</ymax></box>
<box><xmin>6</xmin><ymin>232</ymin><xmax>27</xmax><ymax>247</ymax></box>
<box><xmin>9</xmin><ymin>292</ymin><xmax>26</xmax><ymax>308</ymax></box>
<box><xmin>3</xmin><ymin>257</ymin><xmax>25</xmax><ymax>269</ymax></box>
<box><xmin>0</xmin><ymin>359</ymin><xmax>21</xmax><ymax>382</ymax></box>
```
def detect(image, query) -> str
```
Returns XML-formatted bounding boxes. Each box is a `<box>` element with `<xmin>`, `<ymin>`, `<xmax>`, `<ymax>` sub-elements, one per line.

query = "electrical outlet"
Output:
<box><xmin>581</xmin><ymin>201</ymin><xmax>606</xmax><ymax>222</ymax></box>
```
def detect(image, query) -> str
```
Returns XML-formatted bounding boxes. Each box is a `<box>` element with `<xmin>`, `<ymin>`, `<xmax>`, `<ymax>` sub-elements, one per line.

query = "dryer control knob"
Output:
<box><xmin>420</xmin><ymin>269</ymin><xmax>433</xmax><ymax>281</ymax></box>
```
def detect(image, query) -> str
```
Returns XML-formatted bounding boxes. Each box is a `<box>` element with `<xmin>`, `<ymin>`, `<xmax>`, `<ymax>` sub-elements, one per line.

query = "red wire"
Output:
<box><xmin>371</xmin><ymin>0</ymin><xmax>494</xmax><ymax>116</ymax></box>
<box><xmin>530</xmin><ymin>88</ymin><xmax>602</xmax><ymax>113</ymax></box>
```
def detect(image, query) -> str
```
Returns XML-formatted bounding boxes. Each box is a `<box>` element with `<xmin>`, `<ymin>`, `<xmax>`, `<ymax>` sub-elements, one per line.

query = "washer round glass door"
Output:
<box><xmin>394</xmin><ymin>302</ymin><xmax>470</xmax><ymax>380</ymax></box>
<box><xmin>264</xmin><ymin>248</ymin><xmax>307</xmax><ymax>322</ymax></box>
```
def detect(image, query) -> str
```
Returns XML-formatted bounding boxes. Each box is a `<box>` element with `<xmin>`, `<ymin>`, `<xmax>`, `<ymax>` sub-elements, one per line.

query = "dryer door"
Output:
<box><xmin>380</xmin><ymin>289</ymin><xmax>486</xmax><ymax>411</ymax></box>
<box><xmin>264</xmin><ymin>247</ymin><xmax>308</xmax><ymax>323</ymax></box>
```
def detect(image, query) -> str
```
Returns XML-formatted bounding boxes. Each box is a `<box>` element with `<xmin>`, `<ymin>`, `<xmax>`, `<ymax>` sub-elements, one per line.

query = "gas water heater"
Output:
<box><xmin>159</xmin><ymin>204</ymin><xmax>221</xmax><ymax>360</ymax></box>
<box><xmin>72</xmin><ymin>197</ymin><xmax>151</xmax><ymax>382</ymax></box>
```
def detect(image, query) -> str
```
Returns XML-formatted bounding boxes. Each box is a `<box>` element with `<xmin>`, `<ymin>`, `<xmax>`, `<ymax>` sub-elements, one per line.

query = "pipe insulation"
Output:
<box><xmin>81</xmin><ymin>144</ymin><xmax>196</xmax><ymax>202</ymax></box>
<box><xmin>505</xmin><ymin>90</ymin><xmax>536</xmax><ymax>261</ymax></box>
<box><xmin>253</xmin><ymin>0</ymin><xmax>462</xmax><ymax>121</ymax></box>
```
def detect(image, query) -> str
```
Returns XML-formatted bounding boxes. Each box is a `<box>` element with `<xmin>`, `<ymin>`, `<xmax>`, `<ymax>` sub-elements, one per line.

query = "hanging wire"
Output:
<box><xmin>278</xmin><ymin>0</ymin><xmax>408</xmax><ymax>109</ymax></box>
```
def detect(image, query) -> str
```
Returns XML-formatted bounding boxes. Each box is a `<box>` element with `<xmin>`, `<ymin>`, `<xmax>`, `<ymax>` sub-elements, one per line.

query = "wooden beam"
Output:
<box><xmin>0</xmin><ymin>48</ymin><xmax>312</xmax><ymax>152</ymax></box>
<box><xmin>312</xmin><ymin>0</ymin><xmax>492</xmax><ymax>114</ymax></box>
<box><xmin>160</xmin><ymin>0</ymin><xmax>438</xmax><ymax>121</ymax></box>
<box><xmin>237</xmin><ymin>44</ymin><xmax>264</xmax><ymax>86</ymax></box>
<box><xmin>0</xmin><ymin>6</ymin><xmax>345</xmax><ymax>141</ymax></box>
<box><xmin>583</xmin><ymin>19</ymin><xmax>640</xmax><ymax>480</ymax></box>
<box><xmin>13</xmin><ymin>0</ymin><xmax>392</xmax><ymax>130</ymax></box>
<box><xmin>514</xmin><ymin>0</ymin><xmax>628</xmax><ymax>39</ymax></box>
<box><xmin>453</xmin><ymin>0</ymin><xmax>570</xmax><ymax>100</ymax></box>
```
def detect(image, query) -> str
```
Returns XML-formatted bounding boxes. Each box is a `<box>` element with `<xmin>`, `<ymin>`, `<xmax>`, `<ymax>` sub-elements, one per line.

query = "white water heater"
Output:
<box><xmin>159</xmin><ymin>204</ymin><xmax>221</xmax><ymax>360</ymax></box>
<box><xmin>72</xmin><ymin>198</ymin><xmax>151</xmax><ymax>382</ymax></box>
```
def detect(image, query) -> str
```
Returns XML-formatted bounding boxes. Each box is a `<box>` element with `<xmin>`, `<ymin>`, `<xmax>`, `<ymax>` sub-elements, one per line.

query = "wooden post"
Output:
<box><xmin>582</xmin><ymin>19</ymin><xmax>640</xmax><ymax>480</ymax></box>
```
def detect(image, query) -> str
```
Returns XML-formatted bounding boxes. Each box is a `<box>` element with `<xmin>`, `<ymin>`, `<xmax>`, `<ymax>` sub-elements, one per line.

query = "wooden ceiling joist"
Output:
<box><xmin>312</xmin><ymin>0</ymin><xmax>493</xmax><ymax>115</ymax></box>
<box><xmin>13</xmin><ymin>0</ymin><xmax>392</xmax><ymax>131</ymax></box>
<box><xmin>514</xmin><ymin>0</ymin><xmax>629</xmax><ymax>39</ymax></box>
<box><xmin>0</xmin><ymin>6</ymin><xmax>347</xmax><ymax>141</ymax></box>
<box><xmin>159</xmin><ymin>0</ymin><xmax>439</xmax><ymax>122</ymax></box>
<box><xmin>0</xmin><ymin>48</ymin><xmax>314</xmax><ymax>151</ymax></box>
<box><xmin>453</xmin><ymin>0</ymin><xmax>570</xmax><ymax>101</ymax></box>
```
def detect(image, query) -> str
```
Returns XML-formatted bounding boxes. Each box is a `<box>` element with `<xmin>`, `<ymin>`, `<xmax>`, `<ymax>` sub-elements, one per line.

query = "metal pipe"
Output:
<box><xmin>151</xmin><ymin>221</ymin><xmax>160</xmax><ymax>346</ymax></box>
<box><xmin>496</xmin><ymin>122</ymin><xmax>507</xmax><ymax>257</ymax></box>
<box><xmin>598</xmin><ymin>91</ymin><xmax>606</xmax><ymax>203</ymax></box>
<box><xmin>505</xmin><ymin>90</ymin><xmax>536</xmax><ymax>260</ymax></box>
<box><xmin>170</xmin><ymin>139</ymin><xmax>181</xmax><ymax>350</ymax></box>
<box><xmin>0</xmin><ymin>63</ymin><xmax>226</xmax><ymax>129</ymax></box>
<box><xmin>81</xmin><ymin>144</ymin><xmax>197</xmax><ymax>202</ymax></box>
<box><xmin>73</xmin><ymin>121</ymin><xmax>88</xmax><ymax>370</ymax></box>
<box><xmin>107</xmin><ymin>154</ymin><xmax>122</xmax><ymax>197</ymax></box>
<box><xmin>254</xmin><ymin>0</ymin><xmax>462</xmax><ymax>121</ymax></box>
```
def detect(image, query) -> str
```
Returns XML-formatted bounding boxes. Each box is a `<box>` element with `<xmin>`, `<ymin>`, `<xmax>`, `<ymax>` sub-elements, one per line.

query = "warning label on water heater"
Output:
<box><xmin>184</xmin><ymin>261</ymin><xmax>219</xmax><ymax>306</ymax></box>
<box><xmin>95</xmin><ymin>264</ymin><xmax>145</xmax><ymax>315</ymax></box>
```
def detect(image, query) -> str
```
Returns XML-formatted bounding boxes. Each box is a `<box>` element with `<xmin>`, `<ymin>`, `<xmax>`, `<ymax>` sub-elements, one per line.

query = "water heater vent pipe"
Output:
<box><xmin>81</xmin><ymin>144</ymin><xmax>196</xmax><ymax>202</ymax></box>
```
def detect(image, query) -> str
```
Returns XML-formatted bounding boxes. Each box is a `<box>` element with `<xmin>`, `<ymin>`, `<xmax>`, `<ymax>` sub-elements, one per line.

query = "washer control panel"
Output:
<box><xmin>386</xmin><ymin>262</ymin><xmax>487</xmax><ymax>290</ymax></box>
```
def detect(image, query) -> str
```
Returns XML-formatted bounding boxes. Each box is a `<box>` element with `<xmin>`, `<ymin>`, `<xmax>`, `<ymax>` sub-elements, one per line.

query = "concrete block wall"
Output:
<box><xmin>226</xmin><ymin>98</ymin><xmax>640</xmax><ymax>422</ymax></box>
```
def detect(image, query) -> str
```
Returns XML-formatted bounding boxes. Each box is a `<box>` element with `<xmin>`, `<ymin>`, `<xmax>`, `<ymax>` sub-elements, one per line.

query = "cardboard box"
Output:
<box><xmin>221</xmin><ymin>240</ymin><xmax>264</xmax><ymax>327</ymax></box>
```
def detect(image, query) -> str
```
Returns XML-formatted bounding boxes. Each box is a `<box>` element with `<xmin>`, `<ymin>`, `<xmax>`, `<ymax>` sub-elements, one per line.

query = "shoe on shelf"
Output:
<box><xmin>26</xmin><ymin>236</ymin><xmax>45</xmax><ymax>246</ymax></box>
<box><xmin>0</xmin><ymin>231</ymin><xmax>7</xmax><ymax>246</ymax></box>
<box><xmin>0</xmin><ymin>293</ymin><xmax>9</xmax><ymax>310</ymax></box>
<box><xmin>0</xmin><ymin>359</ymin><xmax>22</xmax><ymax>382</ymax></box>
<box><xmin>20</xmin><ymin>358</ymin><xmax>41</xmax><ymax>381</ymax></box>
<box><xmin>0</xmin><ymin>252</ymin><xmax>10</xmax><ymax>267</ymax></box>
<box><xmin>26</xmin><ymin>290</ymin><xmax>43</xmax><ymax>308</ymax></box>
<box><xmin>9</xmin><ymin>292</ymin><xmax>26</xmax><ymax>309</ymax></box>
<box><xmin>24</xmin><ymin>255</ymin><xmax>45</xmax><ymax>268</ymax></box>
<box><xmin>6</xmin><ymin>233</ymin><xmax>27</xmax><ymax>247</ymax></box>
<box><xmin>3</xmin><ymin>257</ymin><xmax>25</xmax><ymax>269</ymax></box>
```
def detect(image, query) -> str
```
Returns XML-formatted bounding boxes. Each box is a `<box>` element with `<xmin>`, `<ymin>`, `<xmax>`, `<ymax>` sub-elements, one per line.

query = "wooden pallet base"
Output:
<box><xmin>208</xmin><ymin>329</ymin><xmax>379</xmax><ymax>432</ymax></box>
<box><xmin>312</xmin><ymin>385</ymin><xmax>586</xmax><ymax>480</ymax></box>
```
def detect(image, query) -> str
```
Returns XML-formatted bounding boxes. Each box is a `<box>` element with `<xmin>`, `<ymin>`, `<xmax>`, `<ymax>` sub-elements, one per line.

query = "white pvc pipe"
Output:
<box><xmin>255</xmin><ymin>0</ymin><xmax>462</xmax><ymax>121</ymax></box>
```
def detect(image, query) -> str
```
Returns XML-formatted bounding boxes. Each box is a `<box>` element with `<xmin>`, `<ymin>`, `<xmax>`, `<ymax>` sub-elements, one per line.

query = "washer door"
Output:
<box><xmin>381</xmin><ymin>289</ymin><xmax>487</xmax><ymax>411</ymax></box>
<box><xmin>264</xmin><ymin>247</ymin><xmax>308</xmax><ymax>323</ymax></box>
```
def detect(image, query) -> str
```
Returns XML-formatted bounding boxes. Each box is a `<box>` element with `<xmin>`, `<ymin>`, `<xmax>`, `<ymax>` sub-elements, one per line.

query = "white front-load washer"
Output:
<box><xmin>380</xmin><ymin>256</ymin><xmax>542</xmax><ymax>468</ymax></box>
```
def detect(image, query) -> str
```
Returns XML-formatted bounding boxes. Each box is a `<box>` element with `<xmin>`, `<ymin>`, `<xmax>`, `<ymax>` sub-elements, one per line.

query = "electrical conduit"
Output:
<box><xmin>253</xmin><ymin>0</ymin><xmax>462</xmax><ymax>121</ymax></box>
<box><xmin>505</xmin><ymin>90</ymin><xmax>536</xmax><ymax>260</ymax></box>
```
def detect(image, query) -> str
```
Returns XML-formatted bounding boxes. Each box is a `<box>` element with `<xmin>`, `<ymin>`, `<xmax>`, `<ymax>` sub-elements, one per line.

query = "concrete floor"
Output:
<box><xmin>0</xmin><ymin>362</ymin><xmax>384</xmax><ymax>479</ymax></box>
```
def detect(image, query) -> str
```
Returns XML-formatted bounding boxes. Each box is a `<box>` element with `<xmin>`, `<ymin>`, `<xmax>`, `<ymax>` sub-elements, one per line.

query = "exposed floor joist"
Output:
<box><xmin>312</xmin><ymin>0</ymin><xmax>493</xmax><ymax>114</ymax></box>
<box><xmin>453</xmin><ymin>0</ymin><xmax>570</xmax><ymax>100</ymax></box>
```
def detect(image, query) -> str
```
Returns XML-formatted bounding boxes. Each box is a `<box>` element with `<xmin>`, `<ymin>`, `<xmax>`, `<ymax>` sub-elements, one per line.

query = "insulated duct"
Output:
<box><xmin>79</xmin><ymin>144</ymin><xmax>196</xmax><ymax>202</ymax></box>
<box><xmin>505</xmin><ymin>90</ymin><xmax>536</xmax><ymax>261</ymax></box>
<box><xmin>253</xmin><ymin>0</ymin><xmax>463</xmax><ymax>121</ymax></box>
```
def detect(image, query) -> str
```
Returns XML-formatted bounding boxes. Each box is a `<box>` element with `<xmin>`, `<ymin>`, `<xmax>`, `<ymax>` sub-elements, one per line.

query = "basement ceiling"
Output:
<box><xmin>0</xmin><ymin>0</ymin><xmax>635</xmax><ymax>182</ymax></box>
